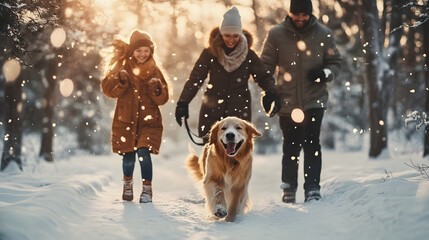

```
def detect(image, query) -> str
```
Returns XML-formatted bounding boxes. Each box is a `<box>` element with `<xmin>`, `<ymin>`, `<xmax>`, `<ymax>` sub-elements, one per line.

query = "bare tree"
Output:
<box><xmin>424</xmin><ymin>19</ymin><xmax>429</xmax><ymax>156</ymax></box>
<box><xmin>1</xmin><ymin>66</ymin><xmax>23</xmax><ymax>170</ymax></box>
<box><xmin>251</xmin><ymin>0</ymin><xmax>265</xmax><ymax>51</ymax></box>
<box><xmin>39</xmin><ymin>0</ymin><xmax>66</xmax><ymax>162</ymax></box>
<box><xmin>1</xmin><ymin>0</ymin><xmax>61</xmax><ymax>170</ymax></box>
<box><xmin>358</xmin><ymin>0</ymin><xmax>388</xmax><ymax>157</ymax></box>
<box><xmin>39</xmin><ymin>55</ymin><xmax>59</xmax><ymax>162</ymax></box>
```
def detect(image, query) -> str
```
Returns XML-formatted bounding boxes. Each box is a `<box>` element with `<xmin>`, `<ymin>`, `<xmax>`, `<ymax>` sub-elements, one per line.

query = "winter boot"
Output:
<box><xmin>122</xmin><ymin>175</ymin><xmax>133</xmax><ymax>201</ymax></box>
<box><xmin>139</xmin><ymin>180</ymin><xmax>152</xmax><ymax>203</ymax></box>
<box><xmin>305</xmin><ymin>189</ymin><xmax>321</xmax><ymax>202</ymax></box>
<box><xmin>281</xmin><ymin>183</ymin><xmax>296</xmax><ymax>204</ymax></box>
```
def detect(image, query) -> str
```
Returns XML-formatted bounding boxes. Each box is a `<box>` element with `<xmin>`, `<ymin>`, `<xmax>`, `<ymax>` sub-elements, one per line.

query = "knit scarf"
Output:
<box><xmin>127</xmin><ymin>57</ymin><xmax>157</xmax><ymax>82</ymax></box>
<box><xmin>221</xmin><ymin>34</ymin><xmax>248</xmax><ymax>72</ymax></box>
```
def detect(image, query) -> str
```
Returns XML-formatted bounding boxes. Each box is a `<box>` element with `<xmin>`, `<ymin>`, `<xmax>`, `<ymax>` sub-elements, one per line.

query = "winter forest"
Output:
<box><xmin>1</xmin><ymin>0</ymin><xmax>429</xmax><ymax>239</ymax></box>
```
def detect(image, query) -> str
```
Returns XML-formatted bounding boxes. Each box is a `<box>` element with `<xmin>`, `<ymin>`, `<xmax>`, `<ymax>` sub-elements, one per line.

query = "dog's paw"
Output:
<box><xmin>225</xmin><ymin>214</ymin><xmax>236</xmax><ymax>222</ymax></box>
<box><xmin>214</xmin><ymin>204</ymin><xmax>227</xmax><ymax>218</ymax></box>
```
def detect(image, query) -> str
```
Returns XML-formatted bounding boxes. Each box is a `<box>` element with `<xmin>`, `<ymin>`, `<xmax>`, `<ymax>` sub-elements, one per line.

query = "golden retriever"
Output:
<box><xmin>186</xmin><ymin>116</ymin><xmax>261</xmax><ymax>222</ymax></box>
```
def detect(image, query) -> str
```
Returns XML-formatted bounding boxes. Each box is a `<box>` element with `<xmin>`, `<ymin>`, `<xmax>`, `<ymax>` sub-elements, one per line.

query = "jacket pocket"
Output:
<box><xmin>116</xmin><ymin>98</ymin><xmax>132</xmax><ymax>123</ymax></box>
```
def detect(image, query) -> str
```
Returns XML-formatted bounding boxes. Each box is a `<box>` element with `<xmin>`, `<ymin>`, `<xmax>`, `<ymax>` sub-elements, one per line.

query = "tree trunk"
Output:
<box><xmin>424</xmin><ymin>20</ymin><xmax>429</xmax><ymax>156</ymax></box>
<box><xmin>358</xmin><ymin>0</ymin><xmax>388</xmax><ymax>157</ymax></box>
<box><xmin>381</xmin><ymin>0</ymin><xmax>403</xmax><ymax>130</ymax></box>
<box><xmin>251</xmin><ymin>0</ymin><xmax>265</xmax><ymax>52</ymax></box>
<box><xmin>39</xmin><ymin>0</ymin><xmax>66</xmax><ymax>162</ymax></box>
<box><xmin>1</xmin><ymin>75</ymin><xmax>23</xmax><ymax>171</ymax></box>
<box><xmin>39</xmin><ymin>57</ymin><xmax>57</xmax><ymax>162</ymax></box>
<box><xmin>380</xmin><ymin>0</ymin><xmax>388</xmax><ymax>48</ymax></box>
<box><xmin>404</xmin><ymin>6</ymin><xmax>417</xmax><ymax>70</ymax></box>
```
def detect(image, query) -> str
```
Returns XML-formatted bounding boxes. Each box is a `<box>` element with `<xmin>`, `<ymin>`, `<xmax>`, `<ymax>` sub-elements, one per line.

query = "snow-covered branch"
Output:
<box><xmin>405</xmin><ymin>111</ymin><xmax>429</xmax><ymax>131</ymax></box>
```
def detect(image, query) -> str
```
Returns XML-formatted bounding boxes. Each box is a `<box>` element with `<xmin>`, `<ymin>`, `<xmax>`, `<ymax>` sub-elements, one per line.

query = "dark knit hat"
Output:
<box><xmin>129</xmin><ymin>30</ymin><xmax>154</xmax><ymax>53</ymax></box>
<box><xmin>290</xmin><ymin>0</ymin><xmax>313</xmax><ymax>14</ymax></box>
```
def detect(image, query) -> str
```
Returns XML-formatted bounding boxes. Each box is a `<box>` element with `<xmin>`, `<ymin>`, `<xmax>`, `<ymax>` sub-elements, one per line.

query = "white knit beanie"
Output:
<box><xmin>220</xmin><ymin>7</ymin><xmax>242</xmax><ymax>35</ymax></box>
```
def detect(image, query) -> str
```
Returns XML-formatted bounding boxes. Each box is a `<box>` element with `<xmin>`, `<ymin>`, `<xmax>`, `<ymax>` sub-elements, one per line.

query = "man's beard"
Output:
<box><xmin>292</xmin><ymin>19</ymin><xmax>309</xmax><ymax>29</ymax></box>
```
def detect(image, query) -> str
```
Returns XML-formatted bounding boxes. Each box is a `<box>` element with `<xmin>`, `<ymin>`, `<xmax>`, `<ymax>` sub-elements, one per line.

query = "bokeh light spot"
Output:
<box><xmin>50</xmin><ymin>28</ymin><xmax>66</xmax><ymax>48</ymax></box>
<box><xmin>297</xmin><ymin>40</ymin><xmax>306</xmax><ymax>51</ymax></box>
<box><xmin>60</xmin><ymin>78</ymin><xmax>74</xmax><ymax>97</ymax></box>
<box><xmin>283</xmin><ymin>72</ymin><xmax>292</xmax><ymax>82</ymax></box>
<box><xmin>2</xmin><ymin>59</ymin><xmax>21</xmax><ymax>82</ymax></box>
<box><xmin>291</xmin><ymin>108</ymin><xmax>305</xmax><ymax>123</ymax></box>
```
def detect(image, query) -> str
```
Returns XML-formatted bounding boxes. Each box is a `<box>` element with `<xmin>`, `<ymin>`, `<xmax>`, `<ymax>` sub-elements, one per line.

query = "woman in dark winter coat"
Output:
<box><xmin>101</xmin><ymin>30</ymin><xmax>169</xmax><ymax>203</ymax></box>
<box><xmin>175</xmin><ymin>6</ymin><xmax>281</xmax><ymax>142</ymax></box>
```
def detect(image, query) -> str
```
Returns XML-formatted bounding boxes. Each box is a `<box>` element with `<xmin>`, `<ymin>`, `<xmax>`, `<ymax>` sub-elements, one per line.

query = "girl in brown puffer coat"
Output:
<box><xmin>101</xmin><ymin>30</ymin><xmax>169</xmax><ymax>203</ymax></box>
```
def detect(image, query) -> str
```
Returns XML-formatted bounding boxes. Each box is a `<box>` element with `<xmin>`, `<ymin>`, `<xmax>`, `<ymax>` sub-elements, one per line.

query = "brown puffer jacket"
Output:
<box><xmin>101</xmin><ymin>58</ymin><xmax>169</xmax><ymax>154</ymax></box>
<box><xmin>178</xmin><ymin>27</ymin><xmax>277</xmax><ymax>139</ymax></box>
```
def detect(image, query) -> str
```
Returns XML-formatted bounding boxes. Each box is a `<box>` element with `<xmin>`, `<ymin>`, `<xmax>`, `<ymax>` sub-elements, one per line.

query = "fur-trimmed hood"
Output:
<box><xmin>208</xmin><ymin>27</ymin><xmax>253</xmax><ymax>60</ymax></box>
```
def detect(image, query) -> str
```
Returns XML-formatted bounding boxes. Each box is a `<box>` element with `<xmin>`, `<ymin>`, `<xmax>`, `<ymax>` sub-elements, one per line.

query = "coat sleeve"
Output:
<box><xmin>249</xmin><ymin>50</ymin><xmax>278</xmax><ymax>94</ymax></box>
<box><xmin>178</xmin><ymin>49</ymin><xmax>211</xmax><ymax>104</ymax></box>
<box><xmin>322</xmin><ymin>30</ymin><xmax>342</xmax><ymax>82</ymax></box>
<box><xmin>148</xmin><ymin>68</ymin><xmax>169</xmax><ymax>106</ymax></box>
<box><xmin>260</xmin><ymin>30</ymin><xmax>278</xmax><ymax>76</ymax></box>
<box><xmin>100</xmin><ymin>71</ymin><xmax>130</xmax><ymax>98</ymax></box>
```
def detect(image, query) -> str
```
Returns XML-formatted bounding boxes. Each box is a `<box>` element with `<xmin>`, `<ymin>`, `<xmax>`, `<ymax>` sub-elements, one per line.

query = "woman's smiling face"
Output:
<box><xmin>222</xmin><ymin>33</ymin><xmax>240</xmax><ymax>48</ymax></box>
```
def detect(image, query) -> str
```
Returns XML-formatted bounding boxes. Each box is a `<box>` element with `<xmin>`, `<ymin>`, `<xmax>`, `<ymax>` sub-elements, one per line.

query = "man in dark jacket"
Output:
<box><xmin>260</xmin><ymin>0</ymin><xmax>342</xmax><ymax>203</ymax></box>
<box><xmin>175</xmin><ymin>7</ymin><xmax>281</xmax><ymax>143</ymax></box>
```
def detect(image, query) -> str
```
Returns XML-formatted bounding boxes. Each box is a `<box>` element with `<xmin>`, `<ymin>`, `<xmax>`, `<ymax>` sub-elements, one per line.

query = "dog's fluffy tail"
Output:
<box><xmin>186</xmin><ymin>149</ymin><xmax>203</xmax><ymax>181</ymax></box>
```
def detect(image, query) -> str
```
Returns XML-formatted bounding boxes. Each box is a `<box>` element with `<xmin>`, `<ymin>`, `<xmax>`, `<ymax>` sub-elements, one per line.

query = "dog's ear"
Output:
<box><xmin>209</xmin><ymin>121</ymin><xmax>220</xmax><ymax>145</ymax></box>
<box><xmin>245</xmin><ymin>121</ymin><xmax>262</xmax><ymax>139</ymax></box>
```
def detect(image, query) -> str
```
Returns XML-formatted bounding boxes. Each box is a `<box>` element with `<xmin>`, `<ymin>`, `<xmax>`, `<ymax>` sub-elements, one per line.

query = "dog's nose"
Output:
<box><xmin>226</xmin><ymin>132</ymin><xmax>235</xmax><ymax>141</ymax></box>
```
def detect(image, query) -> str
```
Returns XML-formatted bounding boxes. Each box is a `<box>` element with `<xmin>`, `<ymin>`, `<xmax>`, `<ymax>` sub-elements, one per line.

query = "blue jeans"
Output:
<box><xmin>122</xmin><ymin>147</ymin><xmax>152</xmax><ymax>181</ymax></box>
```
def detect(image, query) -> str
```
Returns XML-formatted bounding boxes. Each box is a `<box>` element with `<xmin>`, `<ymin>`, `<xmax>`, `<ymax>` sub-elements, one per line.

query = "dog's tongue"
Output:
<box><xmin>226</xmin><ymin>142</ymin><xmax>237</xmax><ymax>155</ymax></box>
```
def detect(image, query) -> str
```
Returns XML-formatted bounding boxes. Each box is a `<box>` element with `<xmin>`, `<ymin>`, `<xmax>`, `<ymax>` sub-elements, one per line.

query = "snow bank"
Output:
<box><xmin>1</xmin><ymin>137</ymin><xmax>429</xmax><ymax>240</ymax></box>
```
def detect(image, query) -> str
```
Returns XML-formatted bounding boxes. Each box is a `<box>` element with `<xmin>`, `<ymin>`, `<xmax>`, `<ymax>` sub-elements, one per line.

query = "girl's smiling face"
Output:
<box><xmin>222</xmin><ymin>33</ymin><xmax>240</xmax><ymax>49</ymax></box>
<box><xmin>133</xmin><ymin>46</ymin><xmax>152</xmax><ymax>64</ymax></box>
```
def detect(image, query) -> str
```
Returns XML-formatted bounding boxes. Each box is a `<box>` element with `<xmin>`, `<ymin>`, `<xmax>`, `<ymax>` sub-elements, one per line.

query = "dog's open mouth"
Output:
<box><xmin>222</xmin><ymin>140</ymin><xmax>244</xmax><ymax>156</ymax></box>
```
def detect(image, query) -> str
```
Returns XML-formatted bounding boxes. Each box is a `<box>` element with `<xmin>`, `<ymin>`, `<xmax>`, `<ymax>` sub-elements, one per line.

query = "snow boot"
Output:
<box><xmin>281</xmin><ymin>182</ymin><xmax>296</xmax><ymax>204</ymax></box>
<box><xmin>122</xmin><ymin>175</ymin><xmax>133</xmax><ymax>201</ymax></box>
<box><xmin>139</xmin><ymin>180</ymin><xmax>152</xmax><ymax>203</ymax></box>
<box><xmin>305</xmin><ymin>189</ymin><xmax>321</xmax><ymax>202</ymax></box>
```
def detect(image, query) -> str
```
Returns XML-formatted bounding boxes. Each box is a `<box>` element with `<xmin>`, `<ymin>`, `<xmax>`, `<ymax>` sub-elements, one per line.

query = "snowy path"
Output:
<box><xmin>1</xmin><ymin>142</ymin><xmax>429</xmax><ymax>240</ymax></box>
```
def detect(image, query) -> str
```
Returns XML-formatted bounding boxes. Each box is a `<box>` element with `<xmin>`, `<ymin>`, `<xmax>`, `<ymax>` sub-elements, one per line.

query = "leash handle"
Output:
<box><xmin>184</xmin><ymin>118</ymin><xmax>205</xmax><ymax>146</ymax></box>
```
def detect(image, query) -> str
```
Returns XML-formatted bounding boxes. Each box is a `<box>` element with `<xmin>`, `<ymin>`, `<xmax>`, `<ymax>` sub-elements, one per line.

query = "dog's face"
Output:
<box><xmin>210</xmin><ymin>117</ymin><xmax>261</xmax><ymax>157</ymax></box>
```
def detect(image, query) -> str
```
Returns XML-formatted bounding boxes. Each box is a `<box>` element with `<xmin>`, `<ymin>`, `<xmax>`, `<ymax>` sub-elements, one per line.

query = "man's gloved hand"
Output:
<box><xmin>307</xmin><ymin>68</ymin><xmax>331</xmax><ymax>83</ymax></box>
<box><xmin>175</xmin><ymin>101</ymin><xmax>189</xmax><ymax>126</ymax></box>
<box><xmin>262</xmin><ymin>91</ymin><xmax>282</xmax><ymax>117</ymax></box>
<box><xmin>119</xmin><ymin>70</ymin><xmax>131</xmax><ymax>84</ymax></box>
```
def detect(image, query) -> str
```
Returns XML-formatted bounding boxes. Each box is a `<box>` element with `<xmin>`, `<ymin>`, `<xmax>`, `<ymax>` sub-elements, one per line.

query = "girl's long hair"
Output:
<box><xmin>102</xmin><ymin>39</ymin><xmax>130</xmax><ymax>78</ymax></box>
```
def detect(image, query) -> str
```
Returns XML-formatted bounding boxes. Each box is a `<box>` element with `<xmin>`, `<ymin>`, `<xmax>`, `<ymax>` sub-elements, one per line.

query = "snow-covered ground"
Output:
<box><xmin>1</xmin><ymin>135</ymin><xmax>429</xmax><ymax>240</ymax></box>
